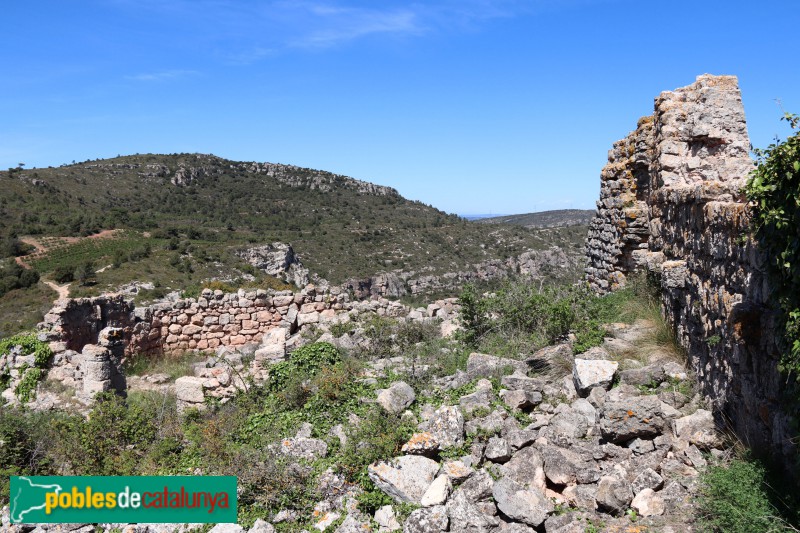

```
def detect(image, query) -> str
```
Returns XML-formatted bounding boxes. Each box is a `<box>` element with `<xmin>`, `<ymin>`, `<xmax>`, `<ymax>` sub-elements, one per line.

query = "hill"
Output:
<box><xmin>476</xmin><ymin>209</ymin><xmax>595</xmax><ymax>228</ymax></box>
<box><xmin>0</xmin><ymin>154</ymin><xmax>586</xmax><ymax>334</ymax></box>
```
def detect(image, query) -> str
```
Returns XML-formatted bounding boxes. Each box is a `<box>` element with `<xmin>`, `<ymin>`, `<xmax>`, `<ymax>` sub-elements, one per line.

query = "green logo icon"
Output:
<box><xmin>10</xmin><ymin>476</ymin><xmax>237</xmax><ymax>524</ymax></box>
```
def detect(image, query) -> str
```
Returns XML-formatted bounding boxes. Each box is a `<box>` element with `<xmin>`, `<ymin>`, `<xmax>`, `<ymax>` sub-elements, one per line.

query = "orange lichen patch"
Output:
<box><xmin>627</xmin><ymin>410</ymin><xmax>635</xmax><ymax>418</ymax></box>
<box><xmin>442</xmin><ymin>461</ymin><xmax>472</xmax><ymax>480</ymax></box>
<box><xmin>401</xmin><ymin>432</ymin><xmax>439</xmax><ymax>453</ymax></box>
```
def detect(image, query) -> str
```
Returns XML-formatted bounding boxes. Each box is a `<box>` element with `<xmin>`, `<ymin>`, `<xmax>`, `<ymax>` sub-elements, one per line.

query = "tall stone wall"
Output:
<box><xmin>586</xmin><ymin>75</ymin><xmax>796</xmax><ymax>463</ymax></box>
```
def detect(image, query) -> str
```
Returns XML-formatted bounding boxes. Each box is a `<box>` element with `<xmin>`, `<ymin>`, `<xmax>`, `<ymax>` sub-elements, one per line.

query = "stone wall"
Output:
<box><xmin>40</xmin><ymin>285</ymin><xmax>454</xmax><ymax>357</ymax></box>
<box><xmin>586</xmin><ymin>75</ymin><xmax>796</xmax><ymax>464</ymax></box>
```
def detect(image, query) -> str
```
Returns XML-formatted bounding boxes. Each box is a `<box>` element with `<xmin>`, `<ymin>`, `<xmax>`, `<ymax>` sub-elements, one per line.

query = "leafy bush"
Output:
<box><xmin>0</xmin><ymin>260</ymin><xmax>40</xmax><ymax>297</ymax></box>
<box><xmin>0</xmin><ymin>333</ymin><xmax>52</xmax><ymax>400</ymax></box>
<box><xmin>54</xmin><ymin>392</ymin><xmax>157</xmax><ymax>475</ymax></box>
<box><xmin>0</xmin><ymin>238</ymin><xmax>34</xmax><ymax>259</ymax></box>
<box><xmin>0</xmin><ymin>408</ymin><xmax>58</xmax><ymax>504</ymax></box>
<box><xmin>14</xmin><ymin>367</ymin><xmax>43</xmax><ymax>403</ymax></box>
<box><xmin>268</xmin><ymin>342</ymin><xmax>342</xmax><ymax>392</ymax></box>
<box><xmin>51</xmin><ymin>265</ymin><xmax>74</xmax><ymax>283</ymax></box>
<box><xmin>0</xmin><ymin>332</ymin><xmax>53</xmax><ymax>368</ymax></box>
<box><xmin>744</xmin><ymin>113</ymin><xmax>800</xmax><ymax>380</ymax></box>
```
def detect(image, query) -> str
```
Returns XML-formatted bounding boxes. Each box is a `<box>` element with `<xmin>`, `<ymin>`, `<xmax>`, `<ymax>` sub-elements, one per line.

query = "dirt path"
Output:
<box><xmin>43</xmin><ymin>280</ymin><xmax>70</xmax><ymax>302</ymax></box>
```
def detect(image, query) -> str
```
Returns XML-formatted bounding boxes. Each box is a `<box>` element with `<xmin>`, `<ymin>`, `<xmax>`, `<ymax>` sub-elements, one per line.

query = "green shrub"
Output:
<box><xmin>268</xmin><ymin>342</ymin><xmax>341</xmax><ymax>392</ymax></box>
<box><xmin>0</xmin><ymin>260</ymin><xmax>40</xmax><ymax>297</ymax></box>
<box><xmin>0</xmin><ymin>332</ymin><xmax>52</xmax><ymax>368</ymax></box>
<box><xmin>53</xmin><ymin>392</ymin><xmax>157</xmax><ymax>475</ymax></box>
<box><xmin>51</xmin><ymin>265</ymin><xmax>74</xmax><ymax>283</ymax></box>
<box><xmin>744</xmin><ymin>113</ymin><xmax>800</xmax><ymax>381</ymax></box>
<box><xmin>0</xmin><ymin>408</ymin><xmax>59</xmax><ymax>504</ymax></box>
<box><xmin>14</xmin><ymin>367</ymin><xmax>43</xmax><ymax>403</ymax></box>
<box><xmin>699</xmin><ymin>456</ymin><xmax>795</xmax><ymax>532</ymax></box>
<box><xmin>456</xmin><ymin>281</ymin><xmax>610</xmax><ymax>354</ymax></box>
<box><xmin>0</xmin><ymin>333</ymin><xmax>52</xmax><ymax>398</ymax></box>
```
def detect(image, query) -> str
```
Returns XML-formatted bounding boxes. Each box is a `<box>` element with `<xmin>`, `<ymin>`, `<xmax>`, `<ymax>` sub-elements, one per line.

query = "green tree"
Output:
<box><xmin>74</xmin><ymin>261</ymin><xmax>96</xmax><ymax>286</ymax></box>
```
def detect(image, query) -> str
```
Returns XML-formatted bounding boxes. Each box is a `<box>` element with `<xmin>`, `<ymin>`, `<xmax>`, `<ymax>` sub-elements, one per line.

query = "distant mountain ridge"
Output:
<box><xmin>0</xmin><ymin>154</ymin><xmax>586</xmax><ymax>304</ymax></box>
<box><xmin>476</xmin><ymin>209</ymin><xmax>595</xmax><ymax>228</ymax></box>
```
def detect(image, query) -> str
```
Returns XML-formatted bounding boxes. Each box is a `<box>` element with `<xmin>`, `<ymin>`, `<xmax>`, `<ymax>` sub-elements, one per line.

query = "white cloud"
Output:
<box><xmin>125</xmin><ymin>69</ymin><xmax>200</xmax><ymax>82</ymax></box>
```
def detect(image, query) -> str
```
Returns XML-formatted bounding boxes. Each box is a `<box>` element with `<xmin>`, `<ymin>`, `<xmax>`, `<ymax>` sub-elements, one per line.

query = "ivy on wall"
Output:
<box><xmin>745</xmin><ymin>113</ymin><xmax>800</xmax><ymax>380</ymax></box>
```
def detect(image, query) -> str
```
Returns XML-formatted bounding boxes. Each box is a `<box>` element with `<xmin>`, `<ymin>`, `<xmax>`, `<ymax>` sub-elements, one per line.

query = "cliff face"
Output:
<box><xmin>586</xmin><ymin>75</ymin><xmax>796</xmax><ymax>464</ymax></box>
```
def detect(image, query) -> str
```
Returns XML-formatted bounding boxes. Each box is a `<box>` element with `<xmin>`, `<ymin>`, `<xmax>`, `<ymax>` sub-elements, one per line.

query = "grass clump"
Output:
<box><xmin>698</xmin><ymin>454</ymin><xmax>799</xmax><ymax>532</ymax></box>
<box><xmin>455</xmin><ymin>277</ymin><xmax>645</xmax><ymax>358</ymax></box>
<box><xmin>124</xmin><ymin>350</ymin><xmax>209</xmax><ymax>380</ymax></box>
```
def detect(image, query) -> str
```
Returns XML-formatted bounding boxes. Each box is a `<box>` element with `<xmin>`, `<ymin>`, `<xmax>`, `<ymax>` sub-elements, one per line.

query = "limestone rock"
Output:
<box><xmin>175</xmin><ymin>376</ymin><xmax>206</xmax><ymax>404</ymax></box>
<box><xmin>484</xmin><ymin>437</ymin><xmax>512</xmax><ymax>463</ymax></box>
<box><xmin>492</xmin><ymin>476</ymin><xmax>553</xmax><ymax>527</ymax></box>
<box><xmin>374</xmin><ymin>505</ymin><xmax>401</xmax><ymax>531</ymax></box>
<box><xmin>631</xmin><ymin>488</ymin><xmax>666</xmax><ymax>517</ymax></box>
<box><xmin>403</xmin><ymin>505</ymin><xmax>448</xmax><ymax>533</ymax></box>
<box><xmin>421</xmin><ymin>475</ymin><xmax>451</xmax><ymax>507</ymax></box>
<box><xmin>368</xmin><ymin>455</ymin><xmax>440</xmax><ymax>504</ymax></box>
<box><xmin>596</xmin><ymin>476</ymin><xmax>633</xmax><ymax>514</ymax></box>
<box><xmin>573</xmin><ymin>358</ymin><xmax>618</xmax><ymax>396</ymax></box>
<box><xmin>674</xmin><ymin>409</ymin><xmax>721</xmax><ymax>449</ymax></box>
<box><xmin>376</xmin><ymin>381</ymin><xmax>416</xmax><ymax>414</ymax></box>
<box><xmin>632</xmin><ymin>467</ymin><xmax>664</xmax><ymax>493</ymax></box>
<box><xmin>402</xmin><ymin>432</ymin><xmax>440</xmax><ymax>456</ymax></box>
<box><xmin>600</xmin><ymin>396</ymin><xmax>669</xmax><ymax>443</ymax></box>
<box><xmin>466</xmin><ymin>353</ymin><xmax>528</xmax><ymax>379</ymax></box>
<box><xmin>280</xmin><ymin>437</ymin><xmax>328</xmax><ymax>461</ymax></box>
<box><xmin>422</xmin><ymin>405</ymin><xmax>465</xmax><ymax>448</ymax></box>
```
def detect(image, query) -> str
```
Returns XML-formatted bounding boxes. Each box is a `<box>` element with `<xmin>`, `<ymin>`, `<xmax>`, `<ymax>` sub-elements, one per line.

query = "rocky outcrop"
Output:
<box><xmin>585</xmin><ymin>74</ymin><xmax>796</xmax><ymax>466</ymax></box>
<box><xmin>344</xmin><ymin>247</ymin><xmax>577</xmax><ymax>299</ymax></box>
<box><xmin>237</xmin><ymin>242</ymin><xmax>310</xmax><ymax>287</ymax></box>
<box><xmin>241</xmin><ymin>161</ymin><xmax>399</xmax><ymax>196</ymax></box>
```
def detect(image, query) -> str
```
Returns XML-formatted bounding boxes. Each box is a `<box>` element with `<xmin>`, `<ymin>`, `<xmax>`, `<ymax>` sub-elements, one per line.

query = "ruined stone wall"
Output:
<box><xmin>586</xmin><ymin>75</ymin><xmax>795</xmax><ymax>463</ymax></box>
<box><xmin>40</xmin><ymin>286</ymin><xmax>452</xmax><ymax>357</ymax></box>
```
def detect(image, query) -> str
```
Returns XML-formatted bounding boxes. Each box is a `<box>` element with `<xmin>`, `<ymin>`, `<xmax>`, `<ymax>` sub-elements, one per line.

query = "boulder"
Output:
<box><xmin>501</xmin><ymin>446</ymin><xmax>545</xmax><ymax>489</ymax></box>
<box><xmin>501</xmin><ymin>372</ymin><xmax>545</xmax><ymax>393</ymax></box>
<box><xmin>573</xmin><ymin>359</ymin><xmax>618</xmax><ymax>396</ymax></box>
<box><xmin>403</xmin><ymin>505</ymin><xmax>448</xmax><ymax>532</ymax></box>
<box><xmin>447</xmin><ymin>489</ymin><xmax>499</xmax><ymax>531</ymax></box>
<box><xmin>376</xmin><ymin>381</ymin><xmax>416</xmax><ymax>414</ymax></box>
<box><xmin>402</xmin><ymin>432</ymin><xmax>440</xmax><ymax>456</ymax></box>
<box><xmin>632</xmin><ymin>467</ymin><xmax>664</xmax><ymax>493</ymax></box>
<box><xmin>484</xmin><ymin>437</ymin><xmax>512</xmax><ymax>463</ymax></box>
<box><xmin>248</xmin><ymin>519</ymin><xmax>276</xmax><ymax>533</ymax></box>
<box><xmin>674</xmin><ymin>409</ymin><xmax>721</xmax><ymax>448</ymax></box>
<box><xmin>279</xmin><ymin>437</ymin><xmax>328</xmax><ymax>461</ymax></box>
<box><xmin>368</xmin><ymin>455</ymin><xmax>440</xmax><ymax>504</ymax></box>
<box><xmin>459</xmin><ymin>388</ymin><xmax>493</xmax><ymax>415</ymax></box>
<box><xmin>599</xmin><ymin>396</ymin><xmax>669</xmax><ymax>443</ymax></box>
<box><xmin>467</xmin><ymin>353</ymin><xmax>528</xmax><ymax>379</ymax></box>
<box><xmin>631</xmin><ymin>488</ymin><xmax>665</xmax><ymax>517</ymax></box>
<box><xmin>458</xmin><ymin>469</ymin><xmax>494</xmax><ymax>502</ymax></box>
<box><xmin>422</xmin><ymin>405</ymin><xmax>465</xmax><ymax>448</ymax></box>
<box><xmin>375</xmin><ymin>505</ymin><xmax>401</xmax><ymax>531</ymax></box>
<box><xmin>421</xmin><ymin>475</ymin><xmax>451</xmax><ymax>507</ymax></box>
<box><xmin>492</xmin><ymin>476</ymin><xmax>553</xmax><ymax>527</ymax></box>
<box><xmin>596</xmin><ymin>476</ymin><xmax>633</xmax><ymax>514</ymax></box>
<box><xmin>500</xmin><ymin>389</ymin><xmax>542</xmax><ymax>410</ymax></box>
<box><xmin>175</xmin><ymin>376</ymin><xmax>206</xmax><ymax>404</ymax></box>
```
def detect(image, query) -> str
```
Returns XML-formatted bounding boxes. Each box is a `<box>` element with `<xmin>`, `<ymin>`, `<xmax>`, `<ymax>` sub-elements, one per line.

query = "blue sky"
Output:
<box><xmin>2</xmin><ymin>0</ymin><xmax>798</xmax><ymax>215</ymax></box>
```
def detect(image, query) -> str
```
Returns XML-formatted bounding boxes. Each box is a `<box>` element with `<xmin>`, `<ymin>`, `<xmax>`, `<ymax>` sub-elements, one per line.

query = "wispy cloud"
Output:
<box><xmin>109</xmin><ymin>0</ymin><xmax>594</xmax><ymax>64</ymax></box>
<box><xmin>126</xmin><ymin>69</ymin><xmax>200</xmax><ymax>82</ymax></box>
<box><xmin>289</xmin><ymin>4</ymin><xmax>422</xmax><ymax>49</ymax></box>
